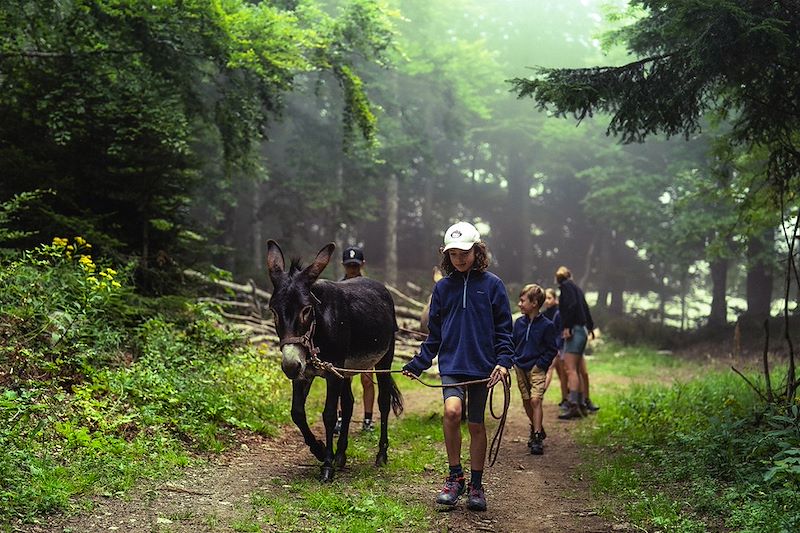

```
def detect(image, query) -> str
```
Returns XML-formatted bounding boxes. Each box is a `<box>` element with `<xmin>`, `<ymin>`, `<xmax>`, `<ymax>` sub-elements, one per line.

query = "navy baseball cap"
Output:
<box><xmin>342</xmin><ymin>246</ymin><xmax>365</xmax><ymax>265</ymax></box>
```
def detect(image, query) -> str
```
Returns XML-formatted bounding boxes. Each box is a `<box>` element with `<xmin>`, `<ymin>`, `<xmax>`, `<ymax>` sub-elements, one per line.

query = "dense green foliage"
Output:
<box><xmin>2</xmin><ymin>0</ymin><xmax>796</xmax><ymax>328</ymax></box>
<box><xmin>511</xmin><ymin>0</ymin><xmax>800</xmax><ymax>192</ymax></box>
<box><xmin>580</xmin><ymin>345</ymin><xmax>800</xmax><ymax>532</ymax></box>
<box><xmin>0</xmin><ymin>0</ymin><xmax>389</xmax><ymax>266</ymax></box>
<box><xmin>0</xmin><ymin>238</ymin><xmax>291</xmax><ymax>525</ymax></box>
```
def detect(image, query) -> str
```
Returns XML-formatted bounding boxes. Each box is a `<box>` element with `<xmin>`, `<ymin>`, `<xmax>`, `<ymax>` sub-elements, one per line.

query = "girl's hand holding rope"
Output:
<box><xmin>487</xmin><ymin>364</ymin><xmax>509</xmax><ymax>388</ymax></box>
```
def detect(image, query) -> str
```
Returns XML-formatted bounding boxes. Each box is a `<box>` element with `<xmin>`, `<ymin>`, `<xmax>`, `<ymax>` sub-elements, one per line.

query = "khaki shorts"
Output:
<box><xmin>515</xmin><ymin>365</ymin><xmax>547</xmax><ymax>401</ymax></box>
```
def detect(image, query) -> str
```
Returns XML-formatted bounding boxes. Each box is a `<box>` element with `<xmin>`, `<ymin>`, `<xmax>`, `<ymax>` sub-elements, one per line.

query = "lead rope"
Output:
<box><xmin>324</xmin><ymin>364</ymin><xmax>511</xmax><ymax>467</ymax></box>
<box><xmin>283</xmin><ymin>316</ymin><xmax>510</xmax><ymax>466</ymax></box>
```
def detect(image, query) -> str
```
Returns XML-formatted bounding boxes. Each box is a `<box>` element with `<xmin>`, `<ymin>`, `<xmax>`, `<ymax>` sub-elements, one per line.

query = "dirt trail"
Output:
<box><xmin>30</xmin><ymin>384</ymin><xmax>628</xmax><ymax>533</ymax></box>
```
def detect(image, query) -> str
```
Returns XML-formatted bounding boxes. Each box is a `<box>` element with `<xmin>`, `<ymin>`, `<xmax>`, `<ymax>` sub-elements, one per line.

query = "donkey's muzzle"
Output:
<box><xmin>280</xmin><ymin>344</ymin><xmax>306</xmax><ymax>379</ymax></box>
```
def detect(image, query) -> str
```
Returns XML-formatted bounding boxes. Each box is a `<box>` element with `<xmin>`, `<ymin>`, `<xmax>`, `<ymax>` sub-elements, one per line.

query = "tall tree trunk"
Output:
<box><xmin>708</xmin><ymin>257</ymin><xmax>728</xmax><ymax>327</ymax></box>
<box><xmin>252</xmin><ymin>182</ymin><xmax>263</xmax><ymax>273</ymax></box>
<box><xmin>331</xmin><ymin>161</ymin><xmax>345</xmax><ymax>281</ymax></box>
<box><xmin>385</xmin><ymin>174</ymin><xmax>399</xmax><ymax>285</ymax></box>
<box><xmin>496</xmin><ymin>147</ymin><xmax>530</xmax><ymax>284</ymax></box>
<box><xmin>422</xmin><ymin>172</ymin><xmax>439</xmax><ymax>268</ymax></box>
<box><xmin>594</xmin><ymin>233</ymin><xmax>610</xmax><ymax>312</ymax></box>
<box><xmin>609</xmin><ymin>286</ymin><xmax>624</xmax><ymax>315</ymax></box>
<box><xmin>141</xmin><ymin>216</ymin><xmax>149</xmax><ymax>270</ymax></box>
<box><xmin>596</xmin><ymin>288</ymin><xmax>609</xmax><ymax>310</ymax></box>
<box><xmin>680</xmin><ymin>271</ymin><xmax>688</xmax><ymax>331</ymax></box>
<box><xmin>657</xmin><ymin>266</ymin><xmax>667</xmax><ymax>325</ymax></box>
<box><xmin>577</xmin><ymin>239</ymin><xmax>594</xmax><ymax>289</ymax></box>
<box><xmin>602</xmin><ymin>230</ymin><xmax>625</xmax><ymax>315</ymax></box>
<box><xmin>745</xmin><ymin>229</ymin><xmax>775</xmax><ymax>320</ymax></box>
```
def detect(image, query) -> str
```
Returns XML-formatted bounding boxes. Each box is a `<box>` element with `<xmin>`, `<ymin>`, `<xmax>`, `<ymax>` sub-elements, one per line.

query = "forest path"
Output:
<box><xmin>30</xmin><ymin>381</ymin><xmax>630</xmax><ymax>533</ymax></box>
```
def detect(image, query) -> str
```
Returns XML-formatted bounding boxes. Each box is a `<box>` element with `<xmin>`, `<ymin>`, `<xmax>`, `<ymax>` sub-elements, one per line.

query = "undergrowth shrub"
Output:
<box><xmin>0</xmin><ymin>237</ymin><xmax>129</xmax><ymax>385</ymax></box>
<box><xmin>0</xmin><ymin>238</ymin><xmax>290</xmax><ymax>526</ymax></box>
<box><xmin>600</xmin><ymin>313</ymin><xmax>681</xmax><ymax>349</ymax></box>
<box><xmin>588</xmin><ymin>369</ymin><xmax>800</xmax><ymax>532</ymax></box>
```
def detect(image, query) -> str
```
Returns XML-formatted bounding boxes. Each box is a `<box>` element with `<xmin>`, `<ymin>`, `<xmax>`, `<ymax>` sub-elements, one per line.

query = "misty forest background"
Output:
<box><xmin>2</xmin><ymin>0</ymin><xmax>797</xmax><ymax>335</ymax></box>
<box><xmin>2</xmin><ymin>1</ymin><xmax>800</xmax><ymax>530</ymax></box>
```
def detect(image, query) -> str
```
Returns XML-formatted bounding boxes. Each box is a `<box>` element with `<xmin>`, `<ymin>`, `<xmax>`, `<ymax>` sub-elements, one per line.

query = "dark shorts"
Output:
<box><xmin>442</xmin><ymin>374</ymin><xmax>490</xmax><ymax>424</ymax></box>
<box><xmin>563</xmin><ymin>325</ymin><xmax>588</xmax><ymax>355</ymax></box>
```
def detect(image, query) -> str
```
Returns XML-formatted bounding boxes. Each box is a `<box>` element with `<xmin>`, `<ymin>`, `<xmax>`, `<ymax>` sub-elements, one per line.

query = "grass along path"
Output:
<box><xmin>23</xmin><ymin>379</ymin><xmax>618</xmax><ymax>531</ymax></box>
<box><xmin>21</xmin><ymin>340</ymin><xmax>714</xmax><ymax>533</ymax></box>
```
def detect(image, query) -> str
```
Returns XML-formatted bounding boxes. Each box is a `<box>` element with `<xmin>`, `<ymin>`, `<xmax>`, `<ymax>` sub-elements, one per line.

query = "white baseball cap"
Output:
<box><xmin>442</xmin><ymin>221</ymin><xmax>480</xmax><ymax>251</ymax></box>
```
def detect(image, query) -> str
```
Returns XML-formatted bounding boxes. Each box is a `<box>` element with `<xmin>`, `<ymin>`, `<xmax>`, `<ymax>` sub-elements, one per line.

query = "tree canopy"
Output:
<box><xmin>510</xmin><ymin>0</ymin><xmax>800</xmax><ymax>194</ymax></box>
<box><xmin>0</xmin><ymin>0</ymin><xmax>389</xmax><ymax>266</ymax></box>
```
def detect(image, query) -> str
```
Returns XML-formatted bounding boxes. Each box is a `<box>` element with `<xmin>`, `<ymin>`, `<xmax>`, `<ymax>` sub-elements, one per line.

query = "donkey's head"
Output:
<box><xmin>266</xmin><ymin>240</ymin><xmax>335</xmax><ymax>380</ymax></box>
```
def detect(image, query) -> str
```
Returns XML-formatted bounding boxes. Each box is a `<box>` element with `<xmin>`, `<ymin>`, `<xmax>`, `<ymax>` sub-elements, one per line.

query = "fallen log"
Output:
<box><xmin>385</xmin><ymin>284</ymin><xmax>426</xmax><ymax>310</ymax></box>
<box><xmin>184</xmin><ymin>269</ymin><xmax>272</xmax><ymax>300</ymax></box>
<box><xmin>249</xmin><ymin>334</ymin><xmax>280</xmax><ymax>345</ymax></box>
<box><xmin>395</xmin><ymin>304</ymin><xmax>424</xmax><ymax>320</ymax></box>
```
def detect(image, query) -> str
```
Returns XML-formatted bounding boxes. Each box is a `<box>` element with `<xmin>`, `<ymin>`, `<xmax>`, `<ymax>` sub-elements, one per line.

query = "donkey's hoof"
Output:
<box><xmin>334</xmin><ymin>452</ymin><xmax>347</xmax><ymax>469</ymax></box>
<box><xmin>320</xmin><ymin>465</ymin><xmax>335</xmax><ymax>483</ymax></box>
<box><xmin>375</xmin><ymin>451</ymin><xmax>388</xmax><ymax>467</ymax></box>
<box><xmin>310</xmin><ymin>440</ymin><xmax>326</xmax><ymax>461</ymax></box>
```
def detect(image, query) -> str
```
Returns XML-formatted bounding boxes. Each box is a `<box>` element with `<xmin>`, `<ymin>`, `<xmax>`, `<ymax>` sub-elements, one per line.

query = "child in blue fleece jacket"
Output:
<box><xmin>513</xmin><ymin>284</ymin><xmax>558</xmax><ymax>455</ymax></box>
<box><xmin>403</xmin><ymin>221</ymin><xmax>514</xmax><ymax>513</ymax></box>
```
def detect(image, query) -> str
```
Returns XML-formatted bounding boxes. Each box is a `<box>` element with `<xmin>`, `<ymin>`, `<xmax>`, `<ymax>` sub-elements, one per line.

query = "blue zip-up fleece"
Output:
<box><xmin>404</xmin><ymin>269</ymin><xmax>515</xmax><ymax>378</ymax></box>
<box><xmin>513</xmin><ymin>314</ymin><xmax>558</xmax><ymax>371</ymax></box>
<box><xmin>542</xmin><ymin>305</ymin><xmax>564</xmax><ymax>351</ymax></box>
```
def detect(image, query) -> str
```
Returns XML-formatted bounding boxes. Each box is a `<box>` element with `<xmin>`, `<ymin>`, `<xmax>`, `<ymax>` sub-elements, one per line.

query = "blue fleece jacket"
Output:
<box><xmin>403</xmin><ymin>269</ymin><xmax>515</xmax><ymax>378</ymax></box>
<box><xmin>512</xmin><ymin>313</ymin><xmax>558</xmax><ymax>371</ymax></box>
<box><xmin>542</xmin><ymin>305</ymin><xmax>564</xmax><ymax>351</ymax></box>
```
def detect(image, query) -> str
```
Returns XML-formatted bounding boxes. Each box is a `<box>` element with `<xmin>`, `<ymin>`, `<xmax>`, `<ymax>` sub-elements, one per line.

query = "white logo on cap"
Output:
<box><xmin>451</xmin><ymin>230</ymin><xmax>462</xmax><ymax>238</ymax></box>
<box><xmin>350</xmin><ymin>250</ymin><xmax>356</xmax><ymax>258</ymax></box>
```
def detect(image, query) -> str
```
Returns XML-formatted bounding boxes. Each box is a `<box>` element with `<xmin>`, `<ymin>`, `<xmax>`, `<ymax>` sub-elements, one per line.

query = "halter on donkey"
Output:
<box><xmin>266</xmin><ymin>240</ymin><xmax>403</xmax><ymax>482</ymax></box>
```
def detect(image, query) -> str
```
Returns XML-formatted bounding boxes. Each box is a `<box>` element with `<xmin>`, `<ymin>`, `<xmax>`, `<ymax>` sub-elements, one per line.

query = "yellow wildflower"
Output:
<box><xmin>52</xmin><ymin>237</ymin><xmax>68</xmax><ymax>247</ymax></box>
<box><xmin>78</xmin><ymin>255</ymin><xmax>96</xmax><ymax>272</ymax></box>
<box><xmin>75</xmin><ymin>236</ymin><xmax>86</xmax><ymax>246</ymax></box>
<box><xmin>111</xmin><ymin>281</ymin><xmax>122</xmax><ymax>288</ymax></box>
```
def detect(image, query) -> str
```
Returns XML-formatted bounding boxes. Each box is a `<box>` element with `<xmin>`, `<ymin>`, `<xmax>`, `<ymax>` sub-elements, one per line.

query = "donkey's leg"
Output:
<box><xmin>290</xmin><ymin>378</ymin><xmax>325</xmax><ymax>462</ymax></box>
<box><xmin>375</xmin><ymin>370</ymin><xmax>393</xmax><ymax>466</ymax></box>
<box><xmin>334</xmin><ymin>377</ymin><xmax>354</xmax><ymax>469</ymax></box>
<box><xmin>320</xmin><ymin>377</ymin><xmax>344</xmax><ymax>482</ymax></box>
<box><xmin>374</xmin><ymin>339</ymin><xmax>404</xmax><ymax>467</ymax></box>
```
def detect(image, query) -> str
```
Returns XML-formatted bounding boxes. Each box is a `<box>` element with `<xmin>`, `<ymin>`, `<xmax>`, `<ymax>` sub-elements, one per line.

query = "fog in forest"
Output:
<box><xmin>2</xmin><ymin>0</ymin><xmax>797</xmax><ymax>332</ymax></box>
<box><xmin>209</xmin><ymin>0</ymin><xmax>793</xmax><ymax>330</ymax></box>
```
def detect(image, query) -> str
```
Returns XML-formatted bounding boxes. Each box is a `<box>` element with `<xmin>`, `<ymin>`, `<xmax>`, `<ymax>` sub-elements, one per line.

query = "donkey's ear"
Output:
<box><xmin>266</xmin><ymin>240</ymin><xmax>286</xmax><ymax>286</ymax></box>
<box><xmin>302</xmin><ymin>242</ymin><xmax>335</xmax><ymax>282</ymax></box>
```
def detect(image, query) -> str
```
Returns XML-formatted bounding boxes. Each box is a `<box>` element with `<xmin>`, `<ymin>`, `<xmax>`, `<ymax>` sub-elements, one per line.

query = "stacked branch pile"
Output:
<box><xmin>185</xmin><ymin>270</ymin><xmax>429</xmax><ymax>362</ymax></box>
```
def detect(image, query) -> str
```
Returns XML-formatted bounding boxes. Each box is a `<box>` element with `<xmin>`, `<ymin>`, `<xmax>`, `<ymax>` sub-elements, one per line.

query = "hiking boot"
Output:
<box><xmin>466</xmin><ymin>483</ymin><xmax>487</xmax><ymax>512</ymax></box>
<box><xmin>529</xmin><ymin>431</ymin><xmax>544</xmax><ymax>455</ymax></box>
<box><xmin>333</xmin><ymin>416</ymin><xmax>342</xmax><ymax>435</ymax></box>
<box><xmin>527</xmin><ymin>425</ymin><xmax>536</xmax><ymax>447</ymax></box>
<box><xmin>436</xmin><ymin>474</ymin><xmax>465</xmax><ymax>506</ymax></box>
<box><xmin>362</xmin><ymin>418</ymin><xmax>375</xmax><ymax>432</ymax></box>
<box><xmin>584</xmin><ymin>399</ymin><xmax>600</xmax><ymax>413</ymax></box>
<box><xmin>557</xmin><ymin>402</ymin><xmax>583</xmax><ymax>420</ymax></box>
<box><xmin>558</xmin><ymin>400</ymin><xmax>570</xmax><ymax>418</ymax></box>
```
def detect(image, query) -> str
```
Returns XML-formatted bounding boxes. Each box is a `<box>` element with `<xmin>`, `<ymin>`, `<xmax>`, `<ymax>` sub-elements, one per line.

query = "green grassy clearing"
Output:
<box><xmin>574</xmin><ymin>340</ymin><xmax>800</xmax><ymax>532</ymax></box>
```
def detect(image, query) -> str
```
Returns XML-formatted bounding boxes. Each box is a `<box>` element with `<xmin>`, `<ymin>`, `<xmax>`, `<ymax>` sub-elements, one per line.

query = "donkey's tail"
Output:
<box><xmin>388</xmin><ymin>374</ymin><xmax>404</xmax><ymax>417</ymax></box>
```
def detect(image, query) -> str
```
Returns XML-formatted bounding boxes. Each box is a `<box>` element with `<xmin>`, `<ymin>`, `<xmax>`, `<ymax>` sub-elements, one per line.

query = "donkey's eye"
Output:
<box><xmin>300</xmin><ymin>305</ymin><xmax>313</xmax><ymax>326</ymax></box>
